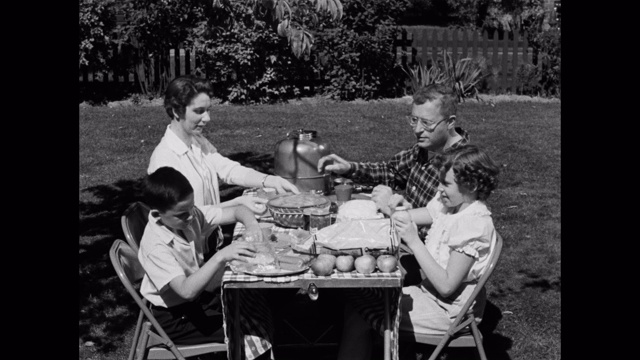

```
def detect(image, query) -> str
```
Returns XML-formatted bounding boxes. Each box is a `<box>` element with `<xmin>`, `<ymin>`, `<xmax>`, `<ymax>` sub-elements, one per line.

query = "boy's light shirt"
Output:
<box><xmin>138</xmin><ymin>205</ymin><xmax>223</xmax><ymax>308</ymax></box>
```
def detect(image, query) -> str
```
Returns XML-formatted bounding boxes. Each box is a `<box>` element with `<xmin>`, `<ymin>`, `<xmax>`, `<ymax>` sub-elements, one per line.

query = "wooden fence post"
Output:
<box><xmin>451</xmin><ymin>27</ymin><xmax>458</xmax><ymax>60</ymax></box>
<box><xmin>431</xmin><ymin>29</ymin><xmax>438</xmax><ymax>62</ymax></box>
<box><xmin>482</xmin><ymin>29</ymin><xmax>489</xmax><ymax>61</ymax></box>
<box><xmin>443</xmin><ymin>28</ymin><xmax>450</xmax><ymax>58</ymax></box>
<box><xmin>169</xmin><ymin>48</ymin><xmax>176</xmax><ymax>80</ymax></box>
<box><xmin>190</xmin><ymin>46</ymin><xmax>197</xmax><ymax>75</ymax></box>
<box><xmin>400</xmin><ymin>28</ymin><xmax>408</xmax><ymax>70</ymax></box>
<box><xmin>462</xmin><ymin>27</ymin><xmax>468</xmax><ymax>59</ymax></box>
<box><xmin>512</xmin><ymin>30</ymin><xmax>519</xmax><ymax>93</ymax></box>
<box><xmin>419</xmin><ymin>27</ymin><xmax>429</xmax><ymax>64</ymax></box>
<box><xmin>472</xmin><ymin>28</ymin><xmax>478</xmax><ymax>59</ymax></box>
<box><xmin>410</xmin><ymin>30</ymin><xmax>417</xmax><ymax>67</ymax></box>
<box><xmin>523</xmin><ymin>31</ymin><xmax>529</xmax><ymax>64</ymax></box>
<box><xmin>502</xmin><ymin>30</ymin><xmax>509</xmax><ymax>92</ymax></box>
<box><xmin>179</xmin><ymin>46</ymin><xmax>186</xmax><ymax>76</ymax></box>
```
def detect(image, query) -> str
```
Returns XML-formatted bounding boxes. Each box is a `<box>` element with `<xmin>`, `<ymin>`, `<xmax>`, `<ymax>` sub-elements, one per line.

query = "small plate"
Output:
<box><xmin>229</xmin><ymin>262</ymin><xmax>310</xmax><ymax>277</ymax></box>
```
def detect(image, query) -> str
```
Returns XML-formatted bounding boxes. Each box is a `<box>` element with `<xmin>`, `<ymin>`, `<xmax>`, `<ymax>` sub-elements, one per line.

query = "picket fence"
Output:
<box><xmin>79</xmin><ymin>26</ymin><xmax>541</xmax><ymax>94</ymax></box>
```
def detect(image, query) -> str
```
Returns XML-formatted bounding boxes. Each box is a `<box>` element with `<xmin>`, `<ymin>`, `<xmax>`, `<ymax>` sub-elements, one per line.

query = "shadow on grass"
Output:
<box><xmin>398</xmin><ymin>301</ymin><xmax>513</xmax><ymax>360</ymax></box>
<box><xmin>79</xmin><ymin>151</ymin><xmax>273</xmax><ymax>353</ymax></box>
<box><xmin>518</xmin><ymin>269</ymin><xmax>561</xmax><ymax>293</ymax></box>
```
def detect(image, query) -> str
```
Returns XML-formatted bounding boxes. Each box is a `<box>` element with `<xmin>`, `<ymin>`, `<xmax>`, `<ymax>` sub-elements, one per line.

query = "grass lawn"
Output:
<box><xmin>79</xmin><ymin>99</ymin><xmax>560</xmax><ymax>360</ymax></box>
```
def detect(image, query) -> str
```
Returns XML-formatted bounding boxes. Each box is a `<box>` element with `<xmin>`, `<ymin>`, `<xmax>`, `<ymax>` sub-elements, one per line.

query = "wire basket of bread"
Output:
<box><xmin>266</xmin><ymin>193</ymin><xmax>331</xmax><ymax>228</ymax></box>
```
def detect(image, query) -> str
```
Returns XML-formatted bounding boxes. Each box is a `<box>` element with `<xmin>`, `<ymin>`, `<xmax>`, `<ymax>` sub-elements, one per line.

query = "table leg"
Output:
<box><xmin>384</xmin><ymin>288</ymin><xmax>390</xmax><ymax>360</ymax></box>
<box><xmin>234</xmin><ymin>289</ymin><xmax>241</xmax><ymax>360</ymax></box>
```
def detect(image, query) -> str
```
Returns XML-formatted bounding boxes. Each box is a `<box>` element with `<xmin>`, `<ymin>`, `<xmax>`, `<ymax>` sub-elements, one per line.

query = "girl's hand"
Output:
<box><xmin>213</xmin><ymin>241</ymin><xmax>257</xmax><ymax>264</ymax></box>
<box><xmin>392</xmin><ymin>211</ymin><xmax>421</xmax><ymax>248</ymax></box>
<box><xmin>233</xmin><ymin>196</ymin><xmax>268</xmax><ymax>215</ymax></box>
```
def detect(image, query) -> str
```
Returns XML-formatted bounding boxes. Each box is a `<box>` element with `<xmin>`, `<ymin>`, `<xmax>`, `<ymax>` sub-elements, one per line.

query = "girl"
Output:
<box><xmin>393</xmin><ymin>144</ymin><xmax>500</xmax><ymax>336</ymax></box>
<box><xmin>337</xmin><ymin>144</ymin><xmax>499</xmax><ymax>360</ymax></box>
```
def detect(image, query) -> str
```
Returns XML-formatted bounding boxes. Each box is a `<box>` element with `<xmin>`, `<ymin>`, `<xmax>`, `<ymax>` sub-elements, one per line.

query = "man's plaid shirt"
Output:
<box><xmin>348</xmin><ymin>127</ymin><xmax>470</xmax><ymax>210</ymax></box>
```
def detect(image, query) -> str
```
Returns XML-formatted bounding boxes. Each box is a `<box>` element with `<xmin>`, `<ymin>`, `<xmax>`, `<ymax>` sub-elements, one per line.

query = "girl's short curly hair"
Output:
<box><xmin>163</xmin><ymin>75</ymin><xmax>214</xmax><ymax>120</ymax></box>
<box><xmin>434</xmin><ymin>145</ymin><xmax>500</xmax><ymax>201</ymax></box>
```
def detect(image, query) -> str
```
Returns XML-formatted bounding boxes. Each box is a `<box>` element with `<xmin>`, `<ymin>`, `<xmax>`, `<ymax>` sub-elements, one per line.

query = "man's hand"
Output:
<box><xmin>388</xmin><ymin>194</ymin><xmax>412</xmax><ymax>211</ymax></box>
<box><xmin>265</xmin><ymin>175</ymin><xmax>300</xmax><ymax>194</ymax></box>
<box><xmin>371</xmin><ymin>185</ymin><xmax>393</xmax><ymax>215</ymax></box>
<box><xmin>317</xmin><ymin>154</ymin><xmax>352</xmax><ymax>174</ymax></box>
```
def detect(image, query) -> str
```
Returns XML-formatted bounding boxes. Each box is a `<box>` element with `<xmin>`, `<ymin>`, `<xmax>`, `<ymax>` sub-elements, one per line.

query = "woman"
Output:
<box><xmin>148</xmin><ymin>75</ymin><xmax>299</xmax><ymax>250</ymax></box>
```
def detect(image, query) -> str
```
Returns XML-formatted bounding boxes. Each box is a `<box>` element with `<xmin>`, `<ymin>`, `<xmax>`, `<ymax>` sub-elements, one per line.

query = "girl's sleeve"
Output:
<box><xmin>426</xmin><ymin>192</ymin><xmax>444</xmax><ymax>220</ymax></box>
<box><xmin>447</xmin><ymin>215</ymin><xmax>493</xmax><ymax>259</ymax></box>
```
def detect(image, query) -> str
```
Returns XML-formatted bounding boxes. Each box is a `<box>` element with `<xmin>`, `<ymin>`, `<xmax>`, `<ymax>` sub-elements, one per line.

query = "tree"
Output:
<box><xmin>212</xmin><ymin>0</ymin><xmax>344</xmax><ymax>58</ymax></box>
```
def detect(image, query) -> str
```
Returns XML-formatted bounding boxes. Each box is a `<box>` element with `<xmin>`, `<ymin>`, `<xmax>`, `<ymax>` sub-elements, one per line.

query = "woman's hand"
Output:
<box><xmin>317</xmin><ymin>154</ymin><xmax>351</xmax><ymax>174</ymax></box>
<box><xmin>233</xmin><ymin>195</ymin><xmax>268</xmax><ymax>215</ymax></box>
<box><xmin>391</xmin><ymin>211</ymin><xmax>421</xmax><ymax>249</ymax></box>
<box><xmin>213</xmin><ymin>241</ymin><xmax>257</xmax><ymax>264</ymax></box>
<box><xmin>265</xmin><ymin>175</ymin><xmax>300</xmax><ymax>194</ymax></box>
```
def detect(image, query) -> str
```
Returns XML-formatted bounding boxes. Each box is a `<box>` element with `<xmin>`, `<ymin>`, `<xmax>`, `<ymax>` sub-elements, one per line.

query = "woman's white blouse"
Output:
<box><xmin>148</xmin><ymin>126</ymin><xmax>258</xmax><ymax>207</ymax></box>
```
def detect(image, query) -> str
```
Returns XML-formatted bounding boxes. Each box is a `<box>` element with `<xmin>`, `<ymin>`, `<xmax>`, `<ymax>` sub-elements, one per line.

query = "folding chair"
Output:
<box><xmin>399</xmin><ymin>232</ymin><xmax>504</xmax><ymax>360</ymax></box>
<box><xmin>121</xmin><ymin>201</ymin><xmax>151</xmax><ymax>253</ymax></box>
<box><xmin>109</xmin><ymin>239</ymin><xmax>227</xmax><ymax>360</ymax></box>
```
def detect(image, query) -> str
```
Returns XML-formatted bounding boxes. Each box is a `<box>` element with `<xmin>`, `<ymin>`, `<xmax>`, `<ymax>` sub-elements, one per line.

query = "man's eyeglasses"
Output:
<box><xmin>407</xmin><ymin>115</ymin><xmax>454</xmax><ymax>132</ymax></box>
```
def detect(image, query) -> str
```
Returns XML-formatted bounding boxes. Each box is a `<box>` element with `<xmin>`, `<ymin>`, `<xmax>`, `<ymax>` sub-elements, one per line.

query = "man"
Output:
<box><xmin>317</xmin><ymin>83</ymin><xmax>470</xmax><ymax>217</ymax></box>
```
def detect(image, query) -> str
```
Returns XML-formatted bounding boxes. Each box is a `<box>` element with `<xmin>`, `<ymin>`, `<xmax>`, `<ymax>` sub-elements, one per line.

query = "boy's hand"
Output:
<box><xmin>213</xmin><ymin>241</ymin><xmax>257</xmax><ymax>264</ymax></box>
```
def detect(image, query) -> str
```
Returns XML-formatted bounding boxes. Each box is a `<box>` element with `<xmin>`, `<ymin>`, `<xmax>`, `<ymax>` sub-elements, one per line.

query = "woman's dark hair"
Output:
<box><xmin>163</xmin><ymin>75</ymin><xmax>214</xmax><ymax>120</ymax></box>
<box><xmin>143</xmin><ymin>167</ymin><xmax>194</xmax><ymax>213</ymax></box>
<box><xmin>435</xmin><ymin>145</ymin><xmax>500</xmax><ymax>201</ymax></box>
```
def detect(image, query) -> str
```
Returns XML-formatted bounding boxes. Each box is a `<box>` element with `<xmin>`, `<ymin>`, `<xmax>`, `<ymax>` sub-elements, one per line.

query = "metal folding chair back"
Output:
<box><xmin>121</xmin><ymin>201</ymin><xmax>151</xmax><ymax>253</ymax></box>
<box><xmin>109</xmin><ymin>239</ymin><xmax>227</xmax><ymax>360</ymax></box>
<box><xmin>399</xmin><ymin>232</ymin><xmax>504</xmax><ymax>360</ymax></box>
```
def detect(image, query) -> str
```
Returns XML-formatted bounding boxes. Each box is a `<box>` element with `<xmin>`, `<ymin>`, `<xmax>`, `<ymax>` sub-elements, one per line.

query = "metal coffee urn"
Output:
<box><xmin>274</xmin><ymin>129</ymin><xmax>331</xmax><ymax>194</ymax></box>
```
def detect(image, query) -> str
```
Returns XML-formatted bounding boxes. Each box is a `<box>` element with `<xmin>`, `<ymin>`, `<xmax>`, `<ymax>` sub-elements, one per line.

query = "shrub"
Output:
<box><xmin>528</xmin><ymin>27</ymin><xmax>561</xmax><ymax>98</ymax></box>
<box><xmin>515</xmin><ymin>63</ymin><xmax>539</xmax><ymax>95</ymax></box>
<box><xmin>312</xmin><ymin>0</ymin><xmax>411</xmax><ymax>100</ymax></box>
<box><xmin>194</xmin><ymin>2</ymin><xmax>314</xmax><ymax>104</ymax></box>
<box><xmin>403</xmin><ymin>50</ymin><xmax>487</xmax><ymax>102</ymax></box>
<box><xmin>79</xmin><ymin>0</ymin><xmax>117</xmax><ymax>70</ymax></box>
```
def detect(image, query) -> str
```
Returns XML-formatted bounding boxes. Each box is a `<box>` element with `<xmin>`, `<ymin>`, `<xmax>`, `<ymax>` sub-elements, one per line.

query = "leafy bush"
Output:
<box><xmin>193</xmin><ymin>2</ymin><xmax>315</xmax><ymax>104</ymax></box>
<box><xmin>528</xmin><ymin>27</ymin><xmax>561</xmax><ymax>97</ymax></box>
<box><xmin>79</xmin><ymin>0</ymin><xmax>117</xmax><ymax>70</ymax></box>
<box><xmin>112</xmin><ymin>0</ymin><xmax>209</xmax><ymax>97</ymax></box>
<box><xmin>515</xmin><ymin>63</ymin><xmax>539</xmax><ymax>95</ymax></box>
<box><xmin>312</xmin><ymin>0</ymin><xmax>411</xmax><ymax>100</ymax></box>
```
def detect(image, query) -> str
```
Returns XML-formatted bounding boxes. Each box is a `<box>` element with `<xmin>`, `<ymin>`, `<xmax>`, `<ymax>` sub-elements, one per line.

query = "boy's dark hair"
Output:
<box><xmin>436</xmin><ymin>145</ymin><xmax>500</xmax><ymax>201</ymax></box>
<box><xmin>164</xmin><ymin>75</ymin><xmax>214</xmax><ymax>120</ymax></box>
<box><xmin>143</xmin><ymin>167</ymin><xmax>194</xmax><ymax>213</ymax></box>
<box><xmin>412</xmin><ymin>83</ymin><xmax>457</xmax><ymax>119</ymax></box>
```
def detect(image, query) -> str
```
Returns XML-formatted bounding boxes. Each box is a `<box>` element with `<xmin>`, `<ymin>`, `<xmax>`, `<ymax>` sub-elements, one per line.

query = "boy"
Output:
<box><xmin>138</xmin><ymin>166</ymin><xmax>263</xmax><ymax>347</ymax></box>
